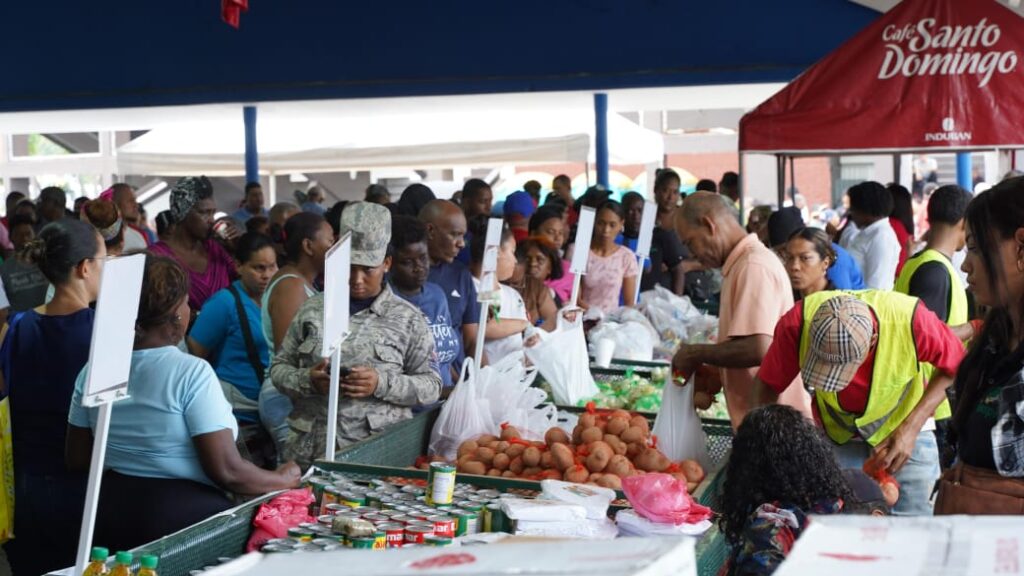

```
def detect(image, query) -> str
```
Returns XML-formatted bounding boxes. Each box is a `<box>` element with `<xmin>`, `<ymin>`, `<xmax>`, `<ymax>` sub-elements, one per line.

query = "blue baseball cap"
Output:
<box><xmin>504</xmin><ymin>191</ymin><xmax>536</xmax><ymax>218</ymax></box>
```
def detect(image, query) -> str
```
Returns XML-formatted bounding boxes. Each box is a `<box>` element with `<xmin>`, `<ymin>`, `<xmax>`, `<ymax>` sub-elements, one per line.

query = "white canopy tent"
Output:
<box><xmin>116</xmin><ymin>107</ymin><xmax>665</xmax><ymax>176</ymax></box>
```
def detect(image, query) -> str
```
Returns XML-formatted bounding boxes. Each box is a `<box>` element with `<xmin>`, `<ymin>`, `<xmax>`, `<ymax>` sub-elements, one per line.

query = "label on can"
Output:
<box><xmin>426</xmin><ymin>462</ymin><xmax>456</xmax><ymax>506</ymax></box>
<box><xmin>404</xmin><ymin>525</ymin><xmax>433</xmax><ymax>544</ymax></box>
<box><xmin>452</xmin><ymin>510</ymin><xmax>478</xmax><ymax>536</ymax></box>
<box><xmin>320</xmin><ymin>486</ymin><xmax>342</xmax><ymax>516</ymax></box>
<box><xmin>350</xmin><ymin>536</ymin><xmax>375</xmax><ymax>549</ymax></box>
<box><xmin>340</xmin><ymin>492</ymin><xmax>367</xmax><ymax>509</ymax></box>
<box><xmin>378</xmin><ymin>523</ymin><xmax>404</xmax><ymax>548</ymax></box>
<box><xmin>373</xmin><ymin>530</ymin><xmax>386</xmax><ymax>550</ymax></box>
<box><xmin>428</xmin><ymin>515</ymin><xmax>456</xmax><ymax>539</ymax></box>
<box><xmin>287</xmin><ymin>527</ymin><xmax>314</xmax><ymax>542</ymax></box>
<box><xmin>423</xmin><ymin>535</ymin><xmax>453</xmax><ymax>547</ymax></box>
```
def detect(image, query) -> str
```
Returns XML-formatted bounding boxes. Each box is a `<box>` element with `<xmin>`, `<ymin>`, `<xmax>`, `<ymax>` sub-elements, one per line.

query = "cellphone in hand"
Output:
<box><xmin>326</xmin><ymin>363</ymin><xmax>351</xmax><ymax>378</ymax></box>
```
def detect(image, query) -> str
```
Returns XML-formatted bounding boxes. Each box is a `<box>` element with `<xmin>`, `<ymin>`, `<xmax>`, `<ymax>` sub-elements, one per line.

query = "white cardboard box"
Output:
<box><xmin>202</xmin><ymin>536</ymin><xmax>696</xmax><ymax>576</ymax></box>
<box><xmin>775</xmin><ymin>515</ymin><xmax>1024</xmax><ymax>576</ymax></box>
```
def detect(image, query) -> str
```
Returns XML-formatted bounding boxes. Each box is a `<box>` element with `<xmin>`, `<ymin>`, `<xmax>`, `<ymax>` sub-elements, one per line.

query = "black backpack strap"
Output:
<box><xmin>228</xmin><ymin>284</ymin><xmax>265</xmax><ymax>384</ymax></box>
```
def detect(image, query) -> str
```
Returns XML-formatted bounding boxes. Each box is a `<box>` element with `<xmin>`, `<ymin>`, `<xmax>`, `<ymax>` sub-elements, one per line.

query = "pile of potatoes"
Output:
<box><xmin>452</xmin><ymin>410</ymin><xmax>705</xmax><ymax>493</ymax></box>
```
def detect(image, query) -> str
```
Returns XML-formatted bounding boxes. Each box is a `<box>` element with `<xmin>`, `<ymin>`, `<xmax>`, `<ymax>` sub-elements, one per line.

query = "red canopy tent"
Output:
<box><xmin>739</xmin><ymin>0</ymin><xmax>1024</xmax><ymax>206</ymax></box>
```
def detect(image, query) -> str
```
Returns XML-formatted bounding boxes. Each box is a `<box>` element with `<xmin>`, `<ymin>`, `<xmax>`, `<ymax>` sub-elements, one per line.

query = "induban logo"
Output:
<box><xmin>926</xmin><ymin>117</ymin><xmax>972</xmax><ymax>142</ymax></box>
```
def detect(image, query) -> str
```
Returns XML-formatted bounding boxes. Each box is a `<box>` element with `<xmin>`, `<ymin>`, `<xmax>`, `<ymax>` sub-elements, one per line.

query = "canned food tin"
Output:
<box><xmin>423</xmin><ymin>535</ymin><xmax>452</xmax><ymax>547</ymax></box>
<box><xmin>348</xmin><ymin>486</ymin><xmax>370</xmax><ymax>496</ymax></box>
<box><xmin>477</xmin><ymin>489</ymin><xmax>501</xmax><ymax>499</ymax></box>
<box><xmin>483</xmin><ymin>502</ymin><xmax>508</xmax><ymax>533</ymax></box>
<box><xmin>451</xmin><ymin>509</ymin><xmax>478</xmax><ymax>536</ymax></box>
<box><xmin>349</xmin><ymin>536</ymin><xmax>375</xmax><ymax>549</ymax></box>
<box><xmin>291</xmin><ymin>544</ymin><xmax>318</xmax><ymax>552</ymax></box>
<box><xmin>287</xmin><ymin>527</ymin><xmax>315</xmax><ymax>542</ymax></box>
<box><xmin>404</xmin><ymin>525</ymin><xmax>433</xmax><ymax>545</ymax></box>
<box><xmin>320</xmin><ymin>486</ymin><xmax>342</xmax><ymax>515</ymax></box>
<box><xmin>459</xmin><ymin>502</ymin><xmax>484</xmax><ymax>513</ymax></box>
<box><xmin>312</xmin><ymin>538</ymin><xmax>339</xmax><ymax>547</ymax></box>
<box><xmin>378</xmin><ymin>522</ymin><xmax>404</xmax><ymax>548</ymax></box>
<box><xmin>261</xmin><ymin>545</ymin><xmax>294</xmax><ymax>554</ymax></box>
<box><xmin>389</xmin><ymin>514</ymin><xmax>413</xmax><ymax>525</ymax></box>
<box><xmin>317</xmin><ymin>515</ymin><xmax>335</xmax><ymax>526</ymax></box>
<box><xmin>426</xmin><ymin>462</ymin><xmax>456</xmax><ymax>506</ymax></box>
<box><xmin>307</xmin><ymin>476</ymin><xmax>331</xmax><ymax>504</ymax></box>
<box><xmin>265</xmin><ymin>538</ymin><xmax>297</xmax><ymax>548</ymax></box>
<box><xmin>427</xmin><ymin>515</ymin><xmax>456</xmax><ymax>538</ymax></box>
<box><xmin>410</xmin><ymin>511</ymin><xmax>432</xmax><ymax>522</ymax></box>
<box><xmin>364</xmin><ymin>492</ymin><xmax>383</xmax><ymax>509</ymax></box>
<box><xmin>325</xmin><ymin>503</ymin><xmax>349</xmax><ymax>515</ymax></box>
<box><xmin>401</xmin><ymin>485</ymin><xmax>425</xmax><ymax>496</ymax></box>
<box><xmin>362</xmin><ymin>513</ymin><xmax>389</xmax><ymax>524</ymax></box>
<box><xmin>372</xmin><ymin>530</ymin><xmax>386</xmax><ymax>550</ymax></box>
<box><xmin>339</xmin><ymin>492</ymin><xmax>367</xmax><ymax>509</ymax></box>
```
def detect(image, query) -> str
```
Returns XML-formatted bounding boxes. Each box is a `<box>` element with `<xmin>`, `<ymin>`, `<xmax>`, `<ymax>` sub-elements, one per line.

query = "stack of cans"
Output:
<box><xmin>262</xmin><ymin>472</ymin><xmax>519</xmax><ymax>555</ymax></box>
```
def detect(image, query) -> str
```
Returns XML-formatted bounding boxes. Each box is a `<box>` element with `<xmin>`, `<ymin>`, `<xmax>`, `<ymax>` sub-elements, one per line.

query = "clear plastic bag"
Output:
<box><xmin>428</xmin><ymin>358</ymin><xmax>493</xmax><ymax>461</ymax></box>
<box><xmin>621</xmin><ymin>473</ymin><xmax>713</xmax><ymax>526</ymax></box>
<box><xmin>524</xmin><ymin>312</ymin><xmax>598</xmax><ymax>406</ymax></box>
<box><xmin>651</xmin><ymin>375</ymin><xmax>712</xmax><ymax>471</ymax></box>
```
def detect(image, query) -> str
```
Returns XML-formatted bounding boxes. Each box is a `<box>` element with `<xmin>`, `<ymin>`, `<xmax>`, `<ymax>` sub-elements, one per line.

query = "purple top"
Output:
<box><xmin>150</xmin><ymin>239</ymin><xmax>236</xmax><ymax>312</ymax></box>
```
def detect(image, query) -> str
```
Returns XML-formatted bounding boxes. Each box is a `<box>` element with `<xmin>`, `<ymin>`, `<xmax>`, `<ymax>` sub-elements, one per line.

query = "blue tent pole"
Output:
<box><xmin>594</xmin><ymin>93</ymin><xmax>609</xmax><ymax>189</ymax></box>
<box><xmin>244</xmin><ymin>106</ymin><xmax>259</xmax><ymax>183</ymax></box>
<box><xmin>956</xmin><ymin>152</ymin><xmax>972</xmax><ymax>191</ymax></box>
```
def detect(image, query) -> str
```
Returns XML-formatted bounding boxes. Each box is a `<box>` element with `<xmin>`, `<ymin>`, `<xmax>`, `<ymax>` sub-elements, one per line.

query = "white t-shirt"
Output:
<box><xmin>847</xmin><ymin>218</ymin><xmax>901</xmax><ymax>290</ymax></box>
<box><xmin>473</xmin><ymin>279</ymin><xmax>528</xmax><ymax>365</ymax></box>
<box><xmin>123</xmin><ymin>226</ymin><xmax>149</xmax><ymax>252</ymax></box>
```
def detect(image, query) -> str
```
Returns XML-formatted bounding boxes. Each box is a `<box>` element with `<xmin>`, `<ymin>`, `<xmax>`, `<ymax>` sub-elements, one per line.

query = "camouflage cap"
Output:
<box><xmin>340</xmin><ymin>201</ymin><xmax>391</xmax><ymax>267</ymax></box>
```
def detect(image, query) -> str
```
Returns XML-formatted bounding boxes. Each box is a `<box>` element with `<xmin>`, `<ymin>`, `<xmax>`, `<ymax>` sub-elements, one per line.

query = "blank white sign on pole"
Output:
<box><xmin>570</xmin><ymin>206</ymin><xmax>597</xmax><ymax>275</ymax></box>
<box><xmin>634</xmin><ymin>201</ymin><xmax>658</xmax><ymax>260</ymax></box>
<box><xmin>321</xmin><ymin>233</ymin><xmax>351</xmax><ymax>358</ymax></box>
<box><xmin>82</xmin><ymin>253</ymin><xmax>146</xmax><ymax>406</ymax></box>
<box><xmin>75</xmin><ymin>253</ymin><xmax>146</xmax><ymax>575</ymax></box>
<box><xmin>477</xmin><ymin>218</ymin><xmax>504</xmax><ymax>304</ymax></box>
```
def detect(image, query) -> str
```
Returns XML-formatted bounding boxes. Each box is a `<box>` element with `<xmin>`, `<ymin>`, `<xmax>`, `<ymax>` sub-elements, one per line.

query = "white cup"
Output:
<box><xmin>594</xmin><ymin>338</ymin><xmax>616</xmax><ymax>368</ymax></box>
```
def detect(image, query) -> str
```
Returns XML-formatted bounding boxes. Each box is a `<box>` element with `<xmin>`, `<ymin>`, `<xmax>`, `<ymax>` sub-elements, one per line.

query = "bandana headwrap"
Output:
<box><xmin>96</xmin><ymin>217</ymin><xmax>124</xmax><ymax>242</ymax></box>
<box><xmin>170</xmin><ymin>176</ymin><xmax>212</xmax><ymax>222</ymax></box>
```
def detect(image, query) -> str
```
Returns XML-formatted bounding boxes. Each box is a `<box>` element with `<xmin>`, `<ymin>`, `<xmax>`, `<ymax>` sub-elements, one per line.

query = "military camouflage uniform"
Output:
<box><xmin>270</xmin><ymin>287</ymin><xmax>441</xmax><ymax>469</ymax></box>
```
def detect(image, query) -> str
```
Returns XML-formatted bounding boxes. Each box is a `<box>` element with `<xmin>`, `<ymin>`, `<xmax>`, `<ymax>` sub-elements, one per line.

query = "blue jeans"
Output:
<box><xmin>831</xmin><ymin>430</ymin><xmax>940</xmax><ymax>516</ymax></box>
<box><xmin>258</xmin><ymin>379</ymin><xmax>293</xmax><ymax>463</ymax></box>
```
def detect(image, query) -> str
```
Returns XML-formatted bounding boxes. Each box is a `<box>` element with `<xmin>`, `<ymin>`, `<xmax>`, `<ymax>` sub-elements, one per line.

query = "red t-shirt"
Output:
<box><xmin>758</xmin><ymin>300</ymin><xmax>964</xmax><ymax>415</ymax></box>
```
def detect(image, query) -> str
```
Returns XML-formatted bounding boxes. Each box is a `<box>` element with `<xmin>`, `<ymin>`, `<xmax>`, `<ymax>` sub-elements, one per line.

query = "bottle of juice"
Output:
<box><xmin>137</xmin><ymin>555</ymin><xmax>158</xmax><ymax>576</ymax></box>
<box><xmin>83</xmin><ymin>547</ymin><xmax>110</xmax><ymax>576</ymax></box>
<box><xmin>109</xmin><ymin>551</ymin><xmax>133</xmax><ymax>576</ymax></box>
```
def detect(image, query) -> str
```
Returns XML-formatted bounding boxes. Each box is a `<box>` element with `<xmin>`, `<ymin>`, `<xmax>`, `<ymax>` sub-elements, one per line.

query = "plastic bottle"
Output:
<box><xmin>137</xmin><ymin>555</ymin><xmax>158</xmax><ymax>576</ymax></box>
<box><xmin>109</xmin><ymin>551</ymin><xmax>133</xmax><ymax>576</ymax></box>
<box><xmin>83</xmin><ymin>547</ymin><xmax>110</xmax><ymax>576</ymax></box>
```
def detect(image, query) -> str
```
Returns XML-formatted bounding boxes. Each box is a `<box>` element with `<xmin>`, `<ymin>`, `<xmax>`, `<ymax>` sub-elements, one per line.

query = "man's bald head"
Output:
<box><xmin>419</xmin><ymin>200</ymin><xmax>467</xmax><ymax>264</ymax></box>
<box><xmin>674</xmin><ymin>192</ymin><xmax>746</xmax><ymax>270</ymax></box>
<box><xmin>419</xmin><ymin>199</ymin><xmax>462</xmax><ymax>224</ymax></box>
<box><xmin>678</xmin><ymin>191</ymin><xmax>739</xmax><ymax>226</ymax></box>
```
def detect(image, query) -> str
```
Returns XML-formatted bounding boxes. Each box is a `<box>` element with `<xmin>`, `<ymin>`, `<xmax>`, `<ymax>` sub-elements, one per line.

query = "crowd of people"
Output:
<box><xmin>0</xmin><ymin>166</ymin><xmax>1020</xmax><ymax>575</ymax></box>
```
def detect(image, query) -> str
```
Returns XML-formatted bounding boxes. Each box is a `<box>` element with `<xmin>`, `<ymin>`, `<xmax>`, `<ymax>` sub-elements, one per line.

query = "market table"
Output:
<box><xmin>119</xmin><ymin>406</ymin><xmax>733</xmax><ymax>576</ymax></box>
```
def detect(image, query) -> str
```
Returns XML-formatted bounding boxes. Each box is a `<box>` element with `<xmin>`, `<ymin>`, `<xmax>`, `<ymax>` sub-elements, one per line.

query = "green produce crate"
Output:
<box><xmin>124</xmin><ymin>493</ymin><xmax>275</xmax><ymax>576</ymax></box>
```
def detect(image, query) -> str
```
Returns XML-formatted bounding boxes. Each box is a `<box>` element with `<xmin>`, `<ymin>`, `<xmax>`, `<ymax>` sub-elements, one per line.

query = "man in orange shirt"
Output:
<box><xmin>672</xmin><ymin>192</ymin><xmax>811</xmax><ymax>428</ymax></box>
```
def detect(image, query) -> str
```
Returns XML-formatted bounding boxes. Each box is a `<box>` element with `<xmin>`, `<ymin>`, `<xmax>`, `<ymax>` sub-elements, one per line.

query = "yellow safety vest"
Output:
<box><xmin>798</xmin><ymin>290</ymin><xmax>943</xmax><ymax>446</ymax></box>
<box><xmin>894</xmin><ymin>248</ymin><xmax>964</xmax><ymax>420</ymax></box>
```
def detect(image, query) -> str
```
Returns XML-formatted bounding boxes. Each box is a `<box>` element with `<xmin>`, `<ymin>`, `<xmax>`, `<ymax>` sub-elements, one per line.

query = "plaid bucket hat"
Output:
<box><xmin>801</xmin><ymin>295</ymin><xmax>874</xmax><ymax>393</ymax></box>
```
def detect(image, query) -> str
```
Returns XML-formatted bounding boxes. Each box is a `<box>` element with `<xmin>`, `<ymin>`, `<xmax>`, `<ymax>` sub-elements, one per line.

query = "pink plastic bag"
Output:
<box><xmin>245</xmin><ymin>488</ymin><xmax>316</xmax><ymax>552</ymax></box>
<box><xmin>622</xmin><ymin>473</ymin><xmax>713</xmax><ymax>526</ymax></box>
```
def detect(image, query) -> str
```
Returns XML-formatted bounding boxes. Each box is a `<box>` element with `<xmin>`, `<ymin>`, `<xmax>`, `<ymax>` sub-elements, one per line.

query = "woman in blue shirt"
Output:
<box><xmin>189</xmin><ymin>233</ymin><xmax>278</xmax><ymax>465</ymax></box>
<box><xmin>0</xmin><ymin>219</ymin><xmax>105</xmax><ymax>576</ymax></box>
<box><xmin>66</xmin><ymin>255</ymin><xmax>300</xmax><ymax>552</ymax></box>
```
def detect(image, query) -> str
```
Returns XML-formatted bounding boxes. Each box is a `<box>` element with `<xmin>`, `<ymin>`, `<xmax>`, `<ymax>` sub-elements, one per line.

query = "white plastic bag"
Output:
<box><xmin>587</xmin><ymin>318</ymin><xmax>657</xmax><ymax>362</ymax></box>
<box><xmin>524</xmin><ymin>312</ymin><xmax>598</xmax><ymax>406</ymax></box>
<box><xmin>428</xmin><ymin>359</ymin><xmax>493</xmax><ymax>461</ymax></box>
<box><xmin>651</xmin><ymin>376</ymin><xmax>711</xmax><ymax>471</ymax></box>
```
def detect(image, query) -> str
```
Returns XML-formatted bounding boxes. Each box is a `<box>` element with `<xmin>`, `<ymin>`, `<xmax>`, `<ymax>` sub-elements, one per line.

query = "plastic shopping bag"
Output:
<box><xmin>524</xmin><ymin>312</ymin><xmax>598</xmax><ymax>406</ymax></box>
<box><xmin>428</xmin><ymin>359</ymin><xmax>493</xmax><ymax>461</ymax></box>
<box><xmin>245</xmin><ymin>488</ymin><xmax>315</xmax><ymax>551</ymax></box>
<box><xmin>651</xmin><ymin>375</ymin><xmax>711</xmax><ymax>471</ymax></box>
<box><xmin>621</xmin><ymin>473</ymin><xmax>713</xmax><ymax>526</ymax></box>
